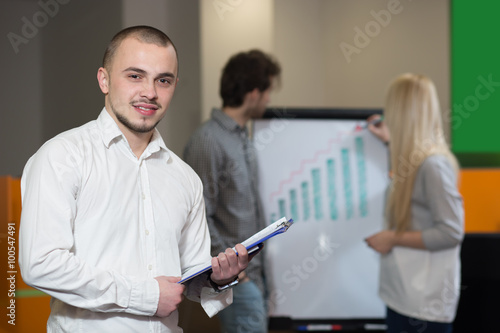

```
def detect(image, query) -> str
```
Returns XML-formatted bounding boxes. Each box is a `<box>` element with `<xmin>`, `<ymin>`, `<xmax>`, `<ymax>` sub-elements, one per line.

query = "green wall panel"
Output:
<box><xmin>452</xmin><ymin>0</ymin><xmax>500</xmax><ymax>166</ymax></box>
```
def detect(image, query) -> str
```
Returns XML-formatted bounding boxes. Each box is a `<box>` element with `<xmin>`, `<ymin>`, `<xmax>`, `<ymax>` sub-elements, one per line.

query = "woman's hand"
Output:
<box><xmin>367</xmin><ymin>114</ymin><xmax>390</xmax><ymax>144</ymax></box>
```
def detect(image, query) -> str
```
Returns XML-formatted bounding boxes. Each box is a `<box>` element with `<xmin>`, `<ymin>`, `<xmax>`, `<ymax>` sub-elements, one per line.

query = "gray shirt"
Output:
<box><xmin>411</xmin><ymin>154</ymin><xmax>464</xmax><ymax>250</ymax></box>
<box><xmin>379</xmin><ymin>154</ymin><xmax>464</xmax><ymax>322</ymax></box>
<box><xmin>183</xmin><ymin>108</ymin><xmax>267</xmax><ymax>292</ymax></box>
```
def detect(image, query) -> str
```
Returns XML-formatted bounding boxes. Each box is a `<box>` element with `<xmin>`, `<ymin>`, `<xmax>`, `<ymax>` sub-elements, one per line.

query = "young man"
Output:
<box><xmin>184</xmin><ymin>50</ymin><xmax>281</xmax><ymax>333</ymax></box>
<box><xmin>19</xmin><ymin>25</ymin><xmax>249</xmax><ymax>332</ymax></box>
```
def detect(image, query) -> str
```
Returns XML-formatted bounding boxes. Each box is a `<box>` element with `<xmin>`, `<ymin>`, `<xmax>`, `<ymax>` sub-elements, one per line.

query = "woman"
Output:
<box><xmin>365</xmin><ymin>73</ymin><xmax>464</xmax><ymax>333</ymax></box>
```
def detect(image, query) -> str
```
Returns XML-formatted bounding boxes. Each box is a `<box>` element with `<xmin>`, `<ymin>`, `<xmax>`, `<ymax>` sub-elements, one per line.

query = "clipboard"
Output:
<box><xmin>179</xmin><ymin>216</ymin><xmax>294</xmax><ymax>284</ymax></box>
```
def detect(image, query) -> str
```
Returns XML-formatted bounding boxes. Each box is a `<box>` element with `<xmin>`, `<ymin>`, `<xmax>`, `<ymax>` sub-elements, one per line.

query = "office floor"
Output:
<box><xmin>178</xmin><ymin>300</ymin><xmax>293</xmax><ymax>333</ymax></box>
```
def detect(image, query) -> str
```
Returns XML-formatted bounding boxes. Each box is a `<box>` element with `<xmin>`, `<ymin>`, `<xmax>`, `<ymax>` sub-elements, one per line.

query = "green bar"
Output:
<box><xmin>15</xmin><ymin>289</ymin><xmax>47</xmax><ymax>298</ymax></box>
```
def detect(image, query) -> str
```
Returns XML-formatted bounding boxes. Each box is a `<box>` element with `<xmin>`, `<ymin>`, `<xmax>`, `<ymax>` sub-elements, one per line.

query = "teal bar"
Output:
<box><xmin>279</xmin><ymin>199</ymin><xmax>286</xmax><ymax>219</ymax></box>
<box><xmin>312</xmin><ymin>168</ymin><xmax>323</xmax><ymax>220</ymax></box>
<box><xmin>301</xmin><ymin>181</ymin><xmax>310</xmax><ymax>221</ymax></box>
<box><xmin>341</xmin><ymin>148</ymin><xmax>354</xmax><ymax>219</ymax></box>
<box><xmin>355</xmin><ymin>137</ymin><xmax>368</xmax><ymax>217</ymax></box>
<box><xmin>327</xmin><ymin>158</ymin><xmax>338</xmax><ymax>220</ymax></box>
<box><xmin>290</xmin><ymin>189</ymin><xmax>298</xmax><ymax>222</ymax></box>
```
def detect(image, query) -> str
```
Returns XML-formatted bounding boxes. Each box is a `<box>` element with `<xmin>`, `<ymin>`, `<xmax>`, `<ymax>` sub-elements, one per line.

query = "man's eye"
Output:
<box><xmin>129</xmin><ymin>74</ymin><xmax>140</xmax><ymax>79</ymax></box>
<box><xmin>158</xmin><ymin>78</ymin><xmax>172</xmax><ymax>85</ymax></box>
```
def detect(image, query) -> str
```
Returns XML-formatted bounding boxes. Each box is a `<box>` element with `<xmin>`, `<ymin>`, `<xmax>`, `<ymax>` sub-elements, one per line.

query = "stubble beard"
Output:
<box><xmin>110</xmin><ymin>100</ymin><xmax>161</xmax><ymax>134</ymax></box>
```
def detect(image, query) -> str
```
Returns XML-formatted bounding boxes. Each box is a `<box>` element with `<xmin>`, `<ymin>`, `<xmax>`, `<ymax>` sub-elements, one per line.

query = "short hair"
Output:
<box><xmin>102</xmin><ymin>25</ymin><xmax>178</xmax><ymax>72</ymax></box>
<box><xmin>220</xmin><ymin>49</ymin><xmax>281</xmax><ymax>108</ymax></box>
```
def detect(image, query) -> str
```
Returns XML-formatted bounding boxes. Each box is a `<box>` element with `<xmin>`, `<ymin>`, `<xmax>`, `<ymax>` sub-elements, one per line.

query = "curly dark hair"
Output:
<box><xmin>220</xmin><ymin>50</ymin><xmax>281</xmax><ymax>108</ymax></box>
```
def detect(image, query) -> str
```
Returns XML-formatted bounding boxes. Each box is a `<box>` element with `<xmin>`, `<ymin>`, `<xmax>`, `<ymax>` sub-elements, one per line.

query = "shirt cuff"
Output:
<box><xmin>128</xmin><ymin>278</ymin><xmax>160</xmax><ymax>316</ymax></box>
<box><xmin>200</xmin><ymin>286</ymin><xmax>233</xmax><ymax>318</ymax></box>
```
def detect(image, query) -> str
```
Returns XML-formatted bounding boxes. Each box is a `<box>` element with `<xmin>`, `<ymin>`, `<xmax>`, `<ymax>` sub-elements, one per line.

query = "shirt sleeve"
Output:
<box><xmin>183</xmin><ymin>132</ymin><xmax>231</xmax><ymax>254</ymax></box>
<box><xmin>419</xmin><ymin>155</ymin><xmax>464</xmax><ymax>251</ymax></box>
<box><xmin>19</xmin><ymin>139</ymin><xmax>159</xmax><ymax>316</ymax></box>
<box><xmin>178</xmin><ymin>164</ymin><xmax>233</xmax><ymax>316</ymax></box>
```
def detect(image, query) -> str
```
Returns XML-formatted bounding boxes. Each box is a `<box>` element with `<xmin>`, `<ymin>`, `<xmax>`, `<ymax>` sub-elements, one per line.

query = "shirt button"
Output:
<box><xmin>145</xmin><ymin>230</ymin><xmax>150</xmax><ymax>236</ymax></box>
<box><xmin>142</xmin><ymin>193</ymin><xmax>146</xmax><ymax>200</ymax></box>
<box><xmin>148</xmin><ymin>264</ymin><xmax>152</xmax><ymax>270</ymax></box>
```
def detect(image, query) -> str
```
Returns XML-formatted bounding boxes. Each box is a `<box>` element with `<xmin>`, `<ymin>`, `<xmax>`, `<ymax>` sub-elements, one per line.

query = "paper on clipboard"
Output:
<box><xmin>179</xmin><ymin>216</ymin><xmax>294</xmax><ymax>284</ymax></box>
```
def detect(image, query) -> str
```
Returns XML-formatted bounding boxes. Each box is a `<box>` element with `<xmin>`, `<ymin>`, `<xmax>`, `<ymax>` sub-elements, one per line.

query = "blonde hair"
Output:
<box><xmin>384</xmin><ymin>73</ymin><xmax>459</xmax><ymax>232</ymax></box>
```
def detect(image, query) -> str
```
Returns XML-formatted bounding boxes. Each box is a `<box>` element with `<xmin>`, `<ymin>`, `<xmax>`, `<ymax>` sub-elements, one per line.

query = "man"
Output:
<box><xmin>183</xmin><ymin>50</ymin><xmax>281</xmax><ymax>333</ymax></box>
<box><xmin>19</xmin><ymin>25</ymin><xmax>250</xmax><ymax>332</ymax></box>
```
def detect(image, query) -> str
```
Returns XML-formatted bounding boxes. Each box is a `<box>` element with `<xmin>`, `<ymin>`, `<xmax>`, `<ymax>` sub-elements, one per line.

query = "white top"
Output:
<box><xmin>379</xmin><ymin>155</ymin><xmax>464</xmax><ymax>323</ymax></box>
<box><xmin>19</xmin><ymin>108</ymin><xmax>232</xmax><ymax>333</ymax></box>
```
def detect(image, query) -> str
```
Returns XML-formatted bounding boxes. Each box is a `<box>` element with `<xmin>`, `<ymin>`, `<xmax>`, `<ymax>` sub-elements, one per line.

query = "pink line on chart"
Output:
<box><xmin>269</xmin><ymin>131</ymin><xmax>354</xmax><ymax>202</ymax></box>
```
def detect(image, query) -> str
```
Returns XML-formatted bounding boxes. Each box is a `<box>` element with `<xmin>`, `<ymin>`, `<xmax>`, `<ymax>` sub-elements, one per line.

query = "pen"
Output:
<box><xmin>364</xmin><ymin>115</ymin><xmax>384</xmax><ymax>128</ymax></box>
<box><xmin>296</xmin><ymin>324</ymin><xmax>343</xmax><ymax>331</ymax></box>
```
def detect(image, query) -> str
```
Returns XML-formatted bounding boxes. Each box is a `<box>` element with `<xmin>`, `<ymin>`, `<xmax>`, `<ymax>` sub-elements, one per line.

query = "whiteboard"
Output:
<box><xmin>254</xmin><ymin>110</ymin><xmax>388</xmax><ymax>320</ymax></box>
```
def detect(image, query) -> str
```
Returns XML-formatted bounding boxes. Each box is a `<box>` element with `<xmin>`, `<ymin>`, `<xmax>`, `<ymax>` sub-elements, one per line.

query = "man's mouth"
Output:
<box><xmin>133</xmin><ymin>104</ymin><xmax>159</xmax><ymax>116</ymax></box>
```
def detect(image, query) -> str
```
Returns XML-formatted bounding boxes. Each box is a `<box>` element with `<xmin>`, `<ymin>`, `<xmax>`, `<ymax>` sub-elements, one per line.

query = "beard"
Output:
<box><xmin>110</xmin><ymin>99</ymin><xmax>162</xmax><ymax>134</ymax></box>
<box><xmin>114</xmin><ymin>112</ymin><xmax>160</xmax><ymax>133</ymax></box>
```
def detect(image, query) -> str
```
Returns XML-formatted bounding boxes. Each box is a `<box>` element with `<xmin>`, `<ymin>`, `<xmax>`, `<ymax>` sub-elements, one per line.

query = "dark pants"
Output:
<box><xmin>386</xmin><ymin>307</ymin><xmax>453</xmax><ymax>333</ymax></box>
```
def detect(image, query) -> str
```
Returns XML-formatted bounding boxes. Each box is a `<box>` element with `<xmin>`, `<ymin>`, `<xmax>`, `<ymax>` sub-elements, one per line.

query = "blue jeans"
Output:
<box><xmin>217</xmin><ymin>280</ymin><xmax>267</xmax><ymax>333</ymax></box>
<box><xmin>386</xmin><ymin>307</ymin><xmax>453</xmax><ymax>333</ymax></box>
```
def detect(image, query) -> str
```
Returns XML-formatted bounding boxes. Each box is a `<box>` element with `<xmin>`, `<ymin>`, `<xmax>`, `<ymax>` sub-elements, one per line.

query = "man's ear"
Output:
<box><xmin>97</xmin><ymin>67</ymin><xmax>109</xmax><ymax>94</ymax></box>
<box><xmin>245</xmin><ymin>88</ymin><xmax>260</xmax><ymax>104</ymax></box>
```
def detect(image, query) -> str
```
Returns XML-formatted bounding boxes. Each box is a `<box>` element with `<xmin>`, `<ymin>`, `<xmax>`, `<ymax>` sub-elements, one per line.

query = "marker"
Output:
<box><xmin>364</xmin><ymin>115</ymin><xmax>384</xmax><ymax>128</ymax></box>
<box><xmin>354</xmin><ymin>115</ymin><xmax>384</xmax><ymax>132</ymax></box>
<box><xmin>296</xmin><ymin>324</ymin><xmax>343</xmax><ymax>331</ymax></box>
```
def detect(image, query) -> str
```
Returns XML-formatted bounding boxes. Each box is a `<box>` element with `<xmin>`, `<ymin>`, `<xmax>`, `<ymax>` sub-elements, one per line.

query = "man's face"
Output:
<box><xmin>251</xmin><ymin>87</ymin><xmax>272</xmax><ymax>119</ymax></box>
<box><xmin>98</xmin><ymin>37</ymin><xmax>178</xmax><ymax>136</ymax></box>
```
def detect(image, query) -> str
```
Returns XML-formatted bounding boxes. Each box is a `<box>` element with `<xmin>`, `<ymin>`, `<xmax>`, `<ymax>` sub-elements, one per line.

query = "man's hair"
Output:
<box><xmin>102</xmin><ymin>25</ymin><xmax>178</xmax><ymax>72</ymax></box>
<box><xmin>220</xmin><ymin>49</ymin><xmax>281</xmax><ymax>108</ymax></box>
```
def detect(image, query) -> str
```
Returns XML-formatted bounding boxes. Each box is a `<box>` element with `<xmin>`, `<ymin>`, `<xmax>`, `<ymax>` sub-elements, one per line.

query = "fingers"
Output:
<box><xmin>211</xmin><ymin>244</ymin><xmax>250</xmax><ymax>285</ymax></box>
<box><xmin>367</xmin><ymin>114</ymin><xmax>381</xmax><ymax>123</ymax></box>
<box><xmin>154</xmin><ymin>276</ymin><xmax>186</xmax><ymax>318</ymax></box>
<box><xmin>165</xmin><ymin>276</ymin><xmax>182</xmax><ymax>283</ymax></box>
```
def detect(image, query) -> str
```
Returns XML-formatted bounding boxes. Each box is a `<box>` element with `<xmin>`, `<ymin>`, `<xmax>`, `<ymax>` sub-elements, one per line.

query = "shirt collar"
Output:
<box><xmin>97</xmin><ymin>108</ymin><xmax>123</xmax><ymax>148</ymax></box>
<box><xmin>97</xmin><ymin>107</ymin><xmax>170</xmax><ymax>159</ymax></box>
<box><xmin>211</xmin><ymin>108</ymin><xmax>246</xmax><ymax>134</ymax></box>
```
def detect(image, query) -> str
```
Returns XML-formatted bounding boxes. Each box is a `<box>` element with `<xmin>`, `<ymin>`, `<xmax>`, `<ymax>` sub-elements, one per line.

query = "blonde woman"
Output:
<box><xmin>365</xmin><ymin>73</ymin><xmax>464</xmax><ymax>333</ymax></box>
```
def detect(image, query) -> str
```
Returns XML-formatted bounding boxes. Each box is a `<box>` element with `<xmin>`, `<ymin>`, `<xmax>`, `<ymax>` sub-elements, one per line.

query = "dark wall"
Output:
<box><xmin>41</xmin><ymin>0</ymin><xmax>122</xmax><ymax>142</ymax></box>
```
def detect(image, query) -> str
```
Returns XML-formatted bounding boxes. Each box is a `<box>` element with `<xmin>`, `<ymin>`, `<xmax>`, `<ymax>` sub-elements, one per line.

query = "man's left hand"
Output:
<box><xmin>210</xmin><ymin>243</ymin><xmax>249</xmax><ymax>286</ymax></box>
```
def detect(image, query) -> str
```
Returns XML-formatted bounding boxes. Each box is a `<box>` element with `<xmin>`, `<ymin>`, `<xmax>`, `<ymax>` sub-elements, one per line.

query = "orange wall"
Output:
<box><xmin>0</xmin><ymin>176</ymin><xmax>50</xmax><ymax>333</ymax></box>
<box><xmin>459</xmin><ymin>169</ymin><xmax>500</xmax><ymax>232</ymax></box>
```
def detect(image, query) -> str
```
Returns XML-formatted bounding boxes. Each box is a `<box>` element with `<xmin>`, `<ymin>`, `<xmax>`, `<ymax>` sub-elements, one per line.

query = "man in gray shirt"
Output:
<box><xmin>184</xmin><ymin>50</ymin><xmax>281</xmax><ymax>333</ymax></box>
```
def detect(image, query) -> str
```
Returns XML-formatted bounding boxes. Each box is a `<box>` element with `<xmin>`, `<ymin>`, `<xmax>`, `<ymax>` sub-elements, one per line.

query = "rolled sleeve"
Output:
<box><xmin>420</xmin><ymin>155</ymin><xmax>464</xmax><ymax>251</ymax></box>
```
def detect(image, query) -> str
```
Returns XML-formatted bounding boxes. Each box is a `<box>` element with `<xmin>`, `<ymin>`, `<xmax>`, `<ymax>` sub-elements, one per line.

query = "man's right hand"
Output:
<box><xmin>154</xmin><ymin>276</ymin><xmax>186</xmax><ymax>317</ymax></box>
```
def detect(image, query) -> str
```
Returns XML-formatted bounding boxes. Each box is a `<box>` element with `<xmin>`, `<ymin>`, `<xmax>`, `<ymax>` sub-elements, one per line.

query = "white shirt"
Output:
<box><xmin>19</xmin><ymin>108</ymin><xmax>232</xmax><ymax>333</ymax></box>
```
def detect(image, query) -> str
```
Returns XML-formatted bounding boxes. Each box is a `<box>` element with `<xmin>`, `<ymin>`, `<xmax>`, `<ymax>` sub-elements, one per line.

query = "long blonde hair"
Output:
<box><xmin>385</xmin><ymin>73</ymin><xmax>459</xmax><ymax>232</ymax></box>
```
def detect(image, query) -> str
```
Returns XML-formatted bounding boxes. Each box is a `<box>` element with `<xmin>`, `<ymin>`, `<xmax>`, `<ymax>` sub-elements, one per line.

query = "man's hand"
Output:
<box><xmin>154</xmin><ymin>276</ymin><xmax>186</xmax><ymax>317</ymax></box>
<box><xmin>210</xmin><ymin>243</ymin><xmax>249</xmax><ymax>286</ymax></box>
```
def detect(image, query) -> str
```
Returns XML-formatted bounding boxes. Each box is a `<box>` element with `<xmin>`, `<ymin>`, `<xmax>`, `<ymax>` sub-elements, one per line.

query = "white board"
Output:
<box><xmin>254</xmin><ymin>115</ymin><xmax>389</xmax><ymax>320</ymax></box>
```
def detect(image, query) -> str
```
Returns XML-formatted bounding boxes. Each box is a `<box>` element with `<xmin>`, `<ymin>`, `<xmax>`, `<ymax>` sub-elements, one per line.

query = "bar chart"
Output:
<box><xmin>267</xmin><ymin>134</ymin><xmax>371</xmax><ymax>225</ymax></box>
<box><xmin>254</xmin><ymin>117</ymin><xmax>389</xmax><ymax>319</ymax></box>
